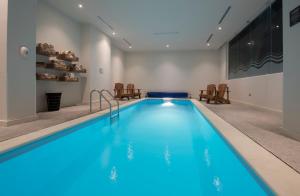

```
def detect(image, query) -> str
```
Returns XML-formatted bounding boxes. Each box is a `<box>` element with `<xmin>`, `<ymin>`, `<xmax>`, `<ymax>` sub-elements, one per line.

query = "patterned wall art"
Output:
<box><xmin>229</xmin><ymin>0</ymin><xmax>283</xmax><ymax>79</ymax></box>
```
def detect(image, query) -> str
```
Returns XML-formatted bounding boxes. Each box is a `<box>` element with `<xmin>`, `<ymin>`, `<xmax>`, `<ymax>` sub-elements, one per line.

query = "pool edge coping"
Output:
<box><xmin>191</xmin><ymin>99</ymin><xmax>300</xmax><ymax>196</ymax></box>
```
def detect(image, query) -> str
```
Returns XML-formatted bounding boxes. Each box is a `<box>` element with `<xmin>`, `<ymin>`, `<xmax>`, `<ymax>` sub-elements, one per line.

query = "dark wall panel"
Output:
<box><xmin>228</xmin><ymin>0</ymin><xmax>283</xmax><ymax>79</ymax></box>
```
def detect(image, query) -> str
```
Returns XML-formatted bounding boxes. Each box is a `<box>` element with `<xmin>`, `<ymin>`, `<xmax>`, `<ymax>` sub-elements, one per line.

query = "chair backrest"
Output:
<box><xmin>127</xmin><ymin>84</ymin><xmax>135</xmax><ymax>95</ymax></box>
<box><xmin>207</xmin><ymin>84</ymin><xmax>216</xmax><ymax>96</ymax></box>
<box><xmin>217</xmin><ymin>84</ymin><xmax>228</xmax><ymax>98</ymax></box>
<box><xmin>115</xmin><ymin>83</ymin><xmax>124</xmax><ymax>97</ymax></box>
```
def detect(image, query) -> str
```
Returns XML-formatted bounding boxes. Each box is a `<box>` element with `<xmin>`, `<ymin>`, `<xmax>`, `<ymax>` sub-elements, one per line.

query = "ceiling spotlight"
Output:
<box><xmin>112</xmin><ymin>32</ymin><xmax>116</xmax><ymax>36</ymax></box>
<box><xmin>129</xmin><ymin>45</ymin><xmax>132</xmax><ymax>49</ymax></box>
<box><xmin>206</xmin><ymin>43</ymin><xmax>210</xmax><ymax>47</ymax></box>
<box><xmin>166</xmin><ymin>44</ymin><xmax>170</xmax><ymax>48</ymax></box>
<box><xmin>78</xmin><ymin>4</ymin><xmax>83</xmax><ymax>8</ymax></box>
<box><xmin>218</xmin><ymin>26</ymin><xmax>222</xmax><ymax>31</ymax></box>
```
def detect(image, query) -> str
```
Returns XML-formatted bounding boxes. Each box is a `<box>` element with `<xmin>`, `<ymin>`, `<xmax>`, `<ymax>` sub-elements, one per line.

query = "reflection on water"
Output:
<box><xmin>164</xmin><ymin>145</ymin><xmax>171</xmax><ymax>166</ymax></box>
<box><xmin>127</xmin><ymin>143</ymin><xmax>134</xmax><ymax>161</ymax></box>
<box><xmin>213</xmin><ymin>176</ymin><xmax>223</xmax><ymax>192</ymax></box>
<box><xmin>113</xmin><ymin>134</ymin><xmax>121</xmax><ymax>146</ymax></box>
<box><xmin>109</xmin><ymin>166</ymin><xmax>118</xmax><ymax>182</ymax></box>
<box><xmin>101</xmin><ymin>147</ymin><xmax>111</xmax><ymax>168</ymax></box>
<box><xmin>162</xmin><ymin>102</ymin><xmax>174</xmax><ymax>107</ymax></box>
<box><xmin>204</xmin><ymin>148</ymin><xmax>211</xmax><ymax>167</ymax></box>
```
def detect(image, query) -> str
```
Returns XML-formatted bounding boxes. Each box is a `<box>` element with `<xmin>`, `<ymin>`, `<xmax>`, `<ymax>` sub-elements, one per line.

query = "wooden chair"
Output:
<box><xmin>199</xmin><ymin>84</ymin><xmax>216</xmax><ymax>103</ymax></box>
<box><xmin>114</xmin><ymin>83</ymin><xmax>130</xmax><ymax>100</ymax></box>
<box><xmin>215</xmin><ymin>84</ymin><xmax>230</xmax><ymax>104</ymax></box>
<box><xmin>127</xmin><ymin>84</ymin><xmax>141</xmax><ymax>99</ymax></box>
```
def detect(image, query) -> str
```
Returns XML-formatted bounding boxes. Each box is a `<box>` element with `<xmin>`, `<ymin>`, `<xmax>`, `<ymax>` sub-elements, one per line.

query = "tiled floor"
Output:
<box><xmin>0</xmin><ymin>100</ymin><xmax>131</xmax><ymax>142</ymax></box>
<box><xmin>204</xmin><ymin>101</ymin><xmax>300</xmax><ymax>173</ymax></box>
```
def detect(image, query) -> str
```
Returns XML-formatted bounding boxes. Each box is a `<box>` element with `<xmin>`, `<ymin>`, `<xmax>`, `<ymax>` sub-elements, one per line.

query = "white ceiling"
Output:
<box><xmin>43</xmin><ymin>0</ymin><xmax>271</xmax><ymax>51</ymax></box>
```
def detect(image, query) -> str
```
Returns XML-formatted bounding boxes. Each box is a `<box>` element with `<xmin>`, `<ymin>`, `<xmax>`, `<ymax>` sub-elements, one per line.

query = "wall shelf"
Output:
<box><xmin>37</xmin><ymin>77</ymin><xmax>79</xmax><ymax>82</ymax></box>
<box><xmin>36</xmin><ymin>63</ymin><xmax>87</xmax><ymax>74</ymax></box>
<box><xmin>36</xmin><ymin>53</ymin><xmax>57</xmax><ymax>57</ymax></box>
<box><xmin>59</xmin><ymin>78</ymin><xmax>79</xmax><ymax>82</ymax></box>
<box><xmin>37</xmin><ymin>78</ymin><xmax>58</xmax><ymax>81</ymax></box>
<box><xmin>36</xmin><ymin>45</ymin><xmax>84</xmax><ymax>83</ymax></box>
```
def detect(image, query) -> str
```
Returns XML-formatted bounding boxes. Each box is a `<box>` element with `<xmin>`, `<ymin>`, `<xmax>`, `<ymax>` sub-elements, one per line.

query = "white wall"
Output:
<box><xmin>0</xmin><ymin>0</ymin><xmax>37</xmax><ymax>126</ymax></box>
<box><xmin>219</xmin><ymin>44</ymin><xmax>228</xmax><ymax>83</ymax></box>
<box><xmin>0</xmin><ymin>0</ymin><xmax>8</xmax><ymax>123</ymax></box>
<box><xmin>111</xmin><ymin>45</ymin><xmax>125</xmax><ymax>85</ymax></box>
<box><xmin>283</xmin><ymin>0</ymin><xmax>300</xmax><ymax>139</ymax></box>
<box><xmin>36</xmin><ymin>1</ymin><xmax>125</xmax><ymax>109</ymax></box>
<box><xmin>81</xmin><ymin>24</ymin><xmax>112</xmax><ymax>103</ymax></box>
<box><xmin>36</xmin><ymin>1</ymin><xmax>84</xmax><ymax>112</ymax></box>
<box><xmin>124</xmin><ymin>50</ymin><xmax>221</xmax><ymax>98</ymax></box>
<box><xmin>219</xmin><ymin>44</ymin><xmax>283</xmax><ymax>112</ymax></box>
<box><xmin>37</xmin><ymin>1</ymin><xmax>80</xmax><ymax>56</ymax></box>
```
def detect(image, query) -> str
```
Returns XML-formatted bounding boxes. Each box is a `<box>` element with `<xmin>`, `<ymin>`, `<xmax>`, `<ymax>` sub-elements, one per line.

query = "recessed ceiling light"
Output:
<box><xmin>206</xmin><ymin>43</ymin><xmax>210</xmax><ymax>47</ymax></box>
<box><xmin>129</xmin><ymin>46</ymin><xmax>132</xmax><ymax>49</ymax></box>
<box><xmin>78</xmin><ymin>4</ymin><xmax>83</xmax><ymax>8</ymax></box>
<box><xmin>218</xmin><ymin>26</ymin><xmax>222</xmax><ymax>31</ymax></box>
<box><xmin>112</xmin><ymin>32</ymin><xmax>116</xmax><ymax>36</ymax></box>
<box><xmin>166</xmin><ymin>44</ymin><xmax>170</xmax><ymax>48</ymax></box>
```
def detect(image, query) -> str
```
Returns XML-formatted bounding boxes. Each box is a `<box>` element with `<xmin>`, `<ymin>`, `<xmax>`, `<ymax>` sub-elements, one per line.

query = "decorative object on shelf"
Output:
<box><xmin>36</xmin><ymin>43</ymin><xmax>86</xmax><ymax>82</ymax></box>
<box><xmin>36</xmin><ymin>73</ymin><xmax>58</xmax><ymax>81</ymax></box>
<box><xmin>71</xmin><ymin>64</ymin><xmax>87</xmax><ymax>73</ymax></box>
<box><xmin>36</xmin><ymin>43</ymin><xmax>58</xmax><ymax>57</ymax></box>
<box><xmin>47</xmin><ymin>60</ymin><xmax>70</xmax><ymax>71</ymax></box>
<box><xmin>59</xmin><ymin>73</ymin><xmax>79</xmax><ymax>82</ymax></box>
<box><xmin>57</xmin><ymin>51</ymin><xmax>79</xmax><ymax>62</ymax></box>
<box><xmin>36</xmin><ymin>62</ymin><xmax>48</xmax><ymax>68</ymax></box>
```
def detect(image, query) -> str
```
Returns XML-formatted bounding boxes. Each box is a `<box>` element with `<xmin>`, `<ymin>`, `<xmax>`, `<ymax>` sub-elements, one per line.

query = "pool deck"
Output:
<box><xmin>0</xmin><ymin>99</ymin><xmax>141</xmax><ymax>154</ymax></box>
<box><xmin>1</xmin><ymin>98</ymin><xmax>300</xmax><ymax>195</ymax></box>
<box><xmin>204</xmin><ymin>101</ymin><xmax>300</xmax><ymax>174</ymax></box>
<box><xmin>0</xmin><ymin>100</ymin><xmax>132</xmax><ymax>142</ymax></box>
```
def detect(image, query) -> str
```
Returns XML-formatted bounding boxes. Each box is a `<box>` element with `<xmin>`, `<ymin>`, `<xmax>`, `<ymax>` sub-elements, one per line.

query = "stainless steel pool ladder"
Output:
<box><xmin>89</xmin><ymin>89</ymin><xmax>120</xmax><ymax>120</ymax></box>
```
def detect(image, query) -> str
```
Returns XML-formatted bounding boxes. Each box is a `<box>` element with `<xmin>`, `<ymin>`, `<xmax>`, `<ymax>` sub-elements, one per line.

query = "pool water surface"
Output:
<box><xmin>0</xmin><ymin>99</ymin><xmax>273</xmax><ymax>196</ymax></box>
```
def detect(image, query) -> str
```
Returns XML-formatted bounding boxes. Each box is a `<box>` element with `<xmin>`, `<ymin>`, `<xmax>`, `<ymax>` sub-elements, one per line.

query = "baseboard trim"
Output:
<box><xmin>0</xmin><ymin>115</ymin><xmax>38</xmax><ymax>127</ymax></box>
<box><xmin>231</xmin><ymin>99</ymin><xmax>282</xmax><ymax>113</ymax></box>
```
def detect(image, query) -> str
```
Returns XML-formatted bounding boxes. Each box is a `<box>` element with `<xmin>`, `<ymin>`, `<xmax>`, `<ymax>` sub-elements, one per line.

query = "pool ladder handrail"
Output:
<box><xmin>89</xmin><ymin>89</ymin><xmax>120</xmax><ymax>120</ymax></box>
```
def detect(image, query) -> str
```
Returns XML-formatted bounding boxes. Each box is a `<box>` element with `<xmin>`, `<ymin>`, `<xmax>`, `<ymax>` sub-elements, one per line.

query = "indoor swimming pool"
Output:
<box><xmin>0</xmin><ymin>99</ymin><xmax>273</xmax><ymax>196</ymax></box>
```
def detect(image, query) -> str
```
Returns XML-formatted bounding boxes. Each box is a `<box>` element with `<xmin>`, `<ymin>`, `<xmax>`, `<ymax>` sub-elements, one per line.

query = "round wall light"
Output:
<box><xmin>19</xmin><ymin>46</ymin><xmax>30</xmax><ymax>58</ymax></box>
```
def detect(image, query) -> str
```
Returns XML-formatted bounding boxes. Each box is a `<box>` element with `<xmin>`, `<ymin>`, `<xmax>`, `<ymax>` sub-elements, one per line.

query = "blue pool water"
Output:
<box><xmin>0</xmin><ymin>99</ymin><xmax>273</xmax><ymax>196</ymax></box>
